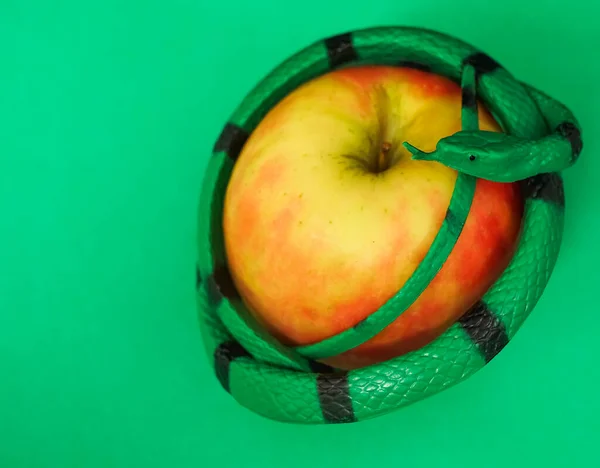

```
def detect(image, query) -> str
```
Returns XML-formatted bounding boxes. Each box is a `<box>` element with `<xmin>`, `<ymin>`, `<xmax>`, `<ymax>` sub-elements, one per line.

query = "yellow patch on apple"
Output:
<box><xmin>222</xmin><ymin>65</ymin><xmax>523</xmax><ymax>370</ymax></box>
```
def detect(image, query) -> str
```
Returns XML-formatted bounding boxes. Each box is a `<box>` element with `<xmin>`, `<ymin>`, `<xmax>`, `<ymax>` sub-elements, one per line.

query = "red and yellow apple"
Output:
<box><xmin>222</xmin><ymin>66</ymin><xmax>523</xmax><ymax>370</ymax></box>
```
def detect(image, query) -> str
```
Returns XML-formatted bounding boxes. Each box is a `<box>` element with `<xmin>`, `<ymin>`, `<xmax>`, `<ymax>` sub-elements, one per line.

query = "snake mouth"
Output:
<box><xmin>402</xmin><ymin>141</ymin><xmax>435</xmax><ymax>161</ymax></box>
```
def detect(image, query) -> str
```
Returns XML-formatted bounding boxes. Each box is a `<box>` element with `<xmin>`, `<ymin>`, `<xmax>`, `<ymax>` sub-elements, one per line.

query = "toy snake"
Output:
<box><xmin>196</xmin><ymin>26</ymin><xmax>582</xmax><ymax>424</ymax></box>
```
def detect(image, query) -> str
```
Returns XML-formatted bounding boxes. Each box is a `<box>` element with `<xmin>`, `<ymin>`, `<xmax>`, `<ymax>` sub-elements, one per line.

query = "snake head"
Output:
<box><xmin>403</xmin><ymin>130</ymin><xmax>511</xmax><ymax>177</ymax></box>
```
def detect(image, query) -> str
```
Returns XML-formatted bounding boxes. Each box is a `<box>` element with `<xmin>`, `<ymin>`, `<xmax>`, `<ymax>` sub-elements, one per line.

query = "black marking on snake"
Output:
<box><xmin>555</xmin><ymin>121</ymin><xmax>583</xmax><ymax>161</ymax></box>
<box><xmin>397</xmin><ymin>60</ymin><xmax>431</xmax><ymax>72</ymax></box>
<box><xmin>214</xmin><ymin>341</ymin><xmax>251</xmax><ymax>393</ymax></box>
<box><xmin>206</xmin><ymin>264</ymin><xmax>240</xmax><ymax>306</ymax></box>
<box><xmin>462</xmin><ymin>52</ymin><xmax>502</xmax><ymax>81</ymax></box>
<box><xmin>459</xmin><ymin>300</ymin><xmax>509</xmax><ymax>363</ymax></box>
<box><xmin>317</xmin><ymin>372</ymin><xmax>356</xmax><ymax>423</ymax></box>
<box><xmin>462</xmin><ymin>86</ymin><xmax>477</xmax><ymax>110</ymax></box>
<box><xmin>309</xmin><ymin>360</ymin><xmax>336</xmax><ymax>374</ymax></box>
<box><xmin>214</xmin><ymin>123</ymin><xmax>249</xmax><ymax>161</ymax></box>
<box><xmin>520</xmin><ymin>173</ymin><xmax>565</xmax><ymax>208</ymax></box>
<box><xmin>324</xmin><ymin>32</ymin><xmax>358</xmax><ymax>69</ymax></box>
<box><xmin>444</xmin><ymin>208</ymin><xmax>463</xmax><ymax>237</ymax></box>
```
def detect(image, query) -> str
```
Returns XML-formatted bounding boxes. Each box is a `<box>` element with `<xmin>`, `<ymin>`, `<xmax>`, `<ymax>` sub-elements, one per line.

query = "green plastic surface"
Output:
<box><xmin>2</xmin><ymin>0</ymin><xmax>600</xmax><ymax>466</ymax></box>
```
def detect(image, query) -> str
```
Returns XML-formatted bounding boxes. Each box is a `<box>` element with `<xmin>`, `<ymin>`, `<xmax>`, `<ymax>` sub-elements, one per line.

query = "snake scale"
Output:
<box><xmin>196</xmin><ymin>26</ymin><xmax>583</xmax><ymax>424</ymax></box>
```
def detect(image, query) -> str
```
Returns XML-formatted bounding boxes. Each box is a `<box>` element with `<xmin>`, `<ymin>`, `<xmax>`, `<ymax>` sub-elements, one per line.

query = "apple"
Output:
<box><xmin>222</xmin><ymin>65</ymin><xmax>523</xmax><ymax>370</ymax></box>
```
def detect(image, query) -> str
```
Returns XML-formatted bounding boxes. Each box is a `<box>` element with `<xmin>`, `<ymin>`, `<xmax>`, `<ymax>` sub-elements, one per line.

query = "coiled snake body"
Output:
<box><xmin>196</xmin><ymin>26</ymin><xmax>582</xmax><ymax>424</ymax></box>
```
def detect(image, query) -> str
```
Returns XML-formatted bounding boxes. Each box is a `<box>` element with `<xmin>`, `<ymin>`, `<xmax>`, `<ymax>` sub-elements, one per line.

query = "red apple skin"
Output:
<box><xmin>222</xmin><ymin>66</ymin><xmax>523</xmax><ymax>370</ymax></box>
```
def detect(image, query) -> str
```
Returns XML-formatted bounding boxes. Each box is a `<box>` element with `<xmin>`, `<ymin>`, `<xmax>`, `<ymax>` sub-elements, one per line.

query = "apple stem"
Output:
<box><xmin>377</xmin><ymin>141</ymin><xmax>392</xmax><ymax>172</ymax></box>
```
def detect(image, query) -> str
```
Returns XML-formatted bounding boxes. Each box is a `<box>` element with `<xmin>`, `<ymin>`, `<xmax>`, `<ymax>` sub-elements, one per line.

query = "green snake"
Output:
<box><xmin>196</xmin><ymin>26</ymin><xmax>582</xmax><ymax>424</ymax></box>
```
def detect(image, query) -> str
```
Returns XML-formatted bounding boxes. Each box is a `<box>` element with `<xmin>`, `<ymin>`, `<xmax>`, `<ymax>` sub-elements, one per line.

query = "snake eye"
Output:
<box><xmin>469</xmin><ymin>155</ymin><xmax>476</xmax><ymax>161</ymax></box>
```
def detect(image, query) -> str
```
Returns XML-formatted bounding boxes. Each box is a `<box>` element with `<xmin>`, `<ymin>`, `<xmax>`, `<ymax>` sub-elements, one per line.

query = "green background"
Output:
<box><xmin>2</xmin><ymin>0</ymin><xmax>599</xmax><ymax>466</ymax></box>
